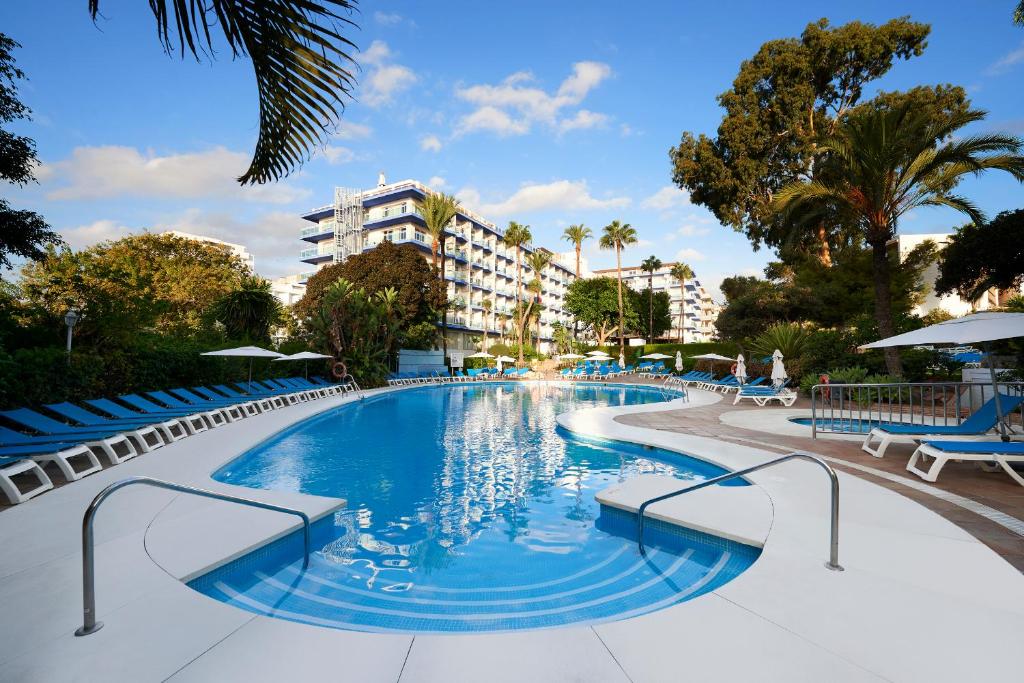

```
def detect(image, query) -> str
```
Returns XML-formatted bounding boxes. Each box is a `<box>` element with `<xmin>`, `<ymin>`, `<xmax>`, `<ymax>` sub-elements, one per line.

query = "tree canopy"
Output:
<box><xmin>670</xmin><ymin>17</ymin><xmax>931</xmax><ymax>264</ymax></box>
<box><xmin>296</xmin><ymin>240</ymin><xmax>445</xmax><ymax>332</ymax></box>
<box><xmin>0</xmin><ymin>33</ymin><xmax>62</xmax><ymax>272</ymax></box>
<box><xmin>936</xmin><ymin>210</ymin><xmax>1024</xmax><ymax>301</ymax></box>
<box><xmin>629</xmin><ymin>289</ymin><xmax>672</xmax><ymax>339</ymax></box>
<box><xmin>18</xmin><ymin>232</ymin><xmax>249</xmax><ymax>344</ymax></box>
<box><xmin>565</xmin><ymin>277</ymin><xmax>638</xmax><ymax>345</ymax></box>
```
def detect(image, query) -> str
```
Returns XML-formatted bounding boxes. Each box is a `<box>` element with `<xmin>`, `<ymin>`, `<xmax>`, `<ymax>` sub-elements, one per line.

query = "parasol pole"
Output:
<box><xmin>984</xmin><ymin>341</ymin><xmax>1008</xmax><ymax>441</ymax></box>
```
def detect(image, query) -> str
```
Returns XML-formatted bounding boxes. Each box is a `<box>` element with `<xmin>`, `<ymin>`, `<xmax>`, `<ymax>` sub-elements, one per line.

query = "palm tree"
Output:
<box><xmin>481</xmin><ymin>297</ymin><xmax>493</xmax><ymax>352</ymax></box>
<box><xmin>774</xmin><ymin>104</ymin><xmax>1024</xmax><ymax>375</ymax></box>
<box><xmin>1016</xmin><ymin>1</ymin><xmax>1024</xmax><ymax>25</ymax></box>
<box><xmin>599</xmin><ymin>220</ymin><xmax>639</xmax><ymax>360</ymax></box>
<box><xmin>561</xmin><ymin>224</ymin><xmax>592</xmax><ymax>277</ymax></box>
<box><xmin>526</xmin><ymin>250</ymin><xmax>553</xmax><ymax>351</ymax></box>
<box><xmin>211</xmin><ymin>276</ymin><xmax>284</xmax><ymax>343</ymax></box>
<box><xmin>670</xmin><ymin>262</ymin><xmax>694</xmax><ymax>343</ymax></box>
<box><xmin>422</xmin><ymin>192</ymin><xmax>462</xmax><ymax>360</ymax></box>
<box><xmin>84</xmin><ymin>2</ymin><xmax>358</xmax><ymax>185</ymax></box>
<box><xmin>640</xmin><ymin>255</ymin><xmax>663</xmax><ymax>341</ymax></box>
<box><xmin>503</xmin><ymin>222</ymin><xmax>532</xmax><ymax>362</ymax></box>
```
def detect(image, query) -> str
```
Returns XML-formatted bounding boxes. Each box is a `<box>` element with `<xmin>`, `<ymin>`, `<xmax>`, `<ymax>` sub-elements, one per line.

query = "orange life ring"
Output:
<box><xmin>730</xmin><ymin>363</ymin><xmax>738</xmax><ymax>376</ymax></box>
<box><xmin>331</xmin><ymin>361</ymin><xmax>348</xmax><ymax>380</ymax></box>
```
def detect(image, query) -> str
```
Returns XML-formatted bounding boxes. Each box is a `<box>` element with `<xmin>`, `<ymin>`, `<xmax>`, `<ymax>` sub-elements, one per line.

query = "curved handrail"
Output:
<box><xmin>637</xmin><ymin>452</ymin><xmax>843</xmax><ymax>572</ymax></box>
<box><xmin>75</xmin><ymin>476</ymin><xmax>312</xmax><ymax>636</ymax></box>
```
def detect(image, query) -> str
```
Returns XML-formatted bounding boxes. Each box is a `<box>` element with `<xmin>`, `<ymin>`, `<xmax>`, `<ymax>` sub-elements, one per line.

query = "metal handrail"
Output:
<box><xmin>75</xmin><ymin>476</ymin><xmax>312</xmax><ymax>636</ymax></box>
<box><xmin>637</xmin><ymin>453</ymin><xmax>843</xmax><ymax>571</ymax></box>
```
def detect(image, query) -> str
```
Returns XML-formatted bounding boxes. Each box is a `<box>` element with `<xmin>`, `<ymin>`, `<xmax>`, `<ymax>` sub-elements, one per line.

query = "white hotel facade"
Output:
<box><xmin>298</xmin><ymin>177</ymin><xmax>578</xmax><ymax>353</ymax></box>
<box><xmin>591</xmin><ymin>263</ymin><xmax>719</xmax><ymax>343</ymax></box>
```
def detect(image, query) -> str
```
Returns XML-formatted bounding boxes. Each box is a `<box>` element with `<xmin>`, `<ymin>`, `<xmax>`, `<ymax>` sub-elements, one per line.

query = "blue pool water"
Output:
<box><xmin>790</xmin><ymin>417</ymin><xmax>902</xmax><ymax>433</ymax></box>
<box><xmin>190</xmin><ymin>383</ymin><xmax>759</xmax><ymax>633</ymax></box>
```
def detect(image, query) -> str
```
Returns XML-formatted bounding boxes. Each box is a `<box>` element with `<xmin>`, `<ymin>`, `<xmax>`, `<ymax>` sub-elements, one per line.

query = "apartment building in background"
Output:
<box><xmin>889</xmin><ymin>233</ymin><xmax>1024</xmax><ymax>317</ymax></box>
<box><xmin>162</xmin><ymin>230</ymin><xmax>255</xmax><ymax>272</ymax></box>
<box><xmin>298</xmin><ymin>176</ymin><xmax>578</xmax><ymax>353</ymax></box>
<box><xmin>591</xmin><ymin>262</ymin><xmax>719</xmax><ymax>343</ymax></box>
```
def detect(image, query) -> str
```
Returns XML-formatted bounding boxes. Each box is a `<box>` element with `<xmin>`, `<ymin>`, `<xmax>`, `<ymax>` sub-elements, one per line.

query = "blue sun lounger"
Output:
<box><xmin>0</xmin><ymin>452</ymin><xmax>54</xmax><ymax>504</ymax></box>
<box><xmin>1</xmin><ymin>408</ymin><xmax>140</xmax><ymax>465</ymax></box>
<box><xmin>119</xmin><ymin>394</ymin><xmax>223</xmax><ymax>431</ymax></box>
<box><xmin>908</xmin><ymin>439</ymin><xmax>1024</xmax><ymax>486</ymax></box>
<box><xmin>0</xmin><ymin>425</ymin><xmax>103</xmax><ymax>484</ymax></box>
<box><xmin>862</xmin><ymin>393</ymin><xmax>1024</xmax><ymax>458</ymax></box>
<box><xmin>44</xmin><ymin>401</ymin><xmax>183</xmax><ymax>447</ymax></box>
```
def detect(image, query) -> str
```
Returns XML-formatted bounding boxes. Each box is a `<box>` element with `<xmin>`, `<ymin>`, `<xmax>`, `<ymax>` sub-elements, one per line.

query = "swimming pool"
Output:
<box><xmin>190</xmin><ymin>383</ymin><xmax>759</xmax><ymax>633</ymax></box>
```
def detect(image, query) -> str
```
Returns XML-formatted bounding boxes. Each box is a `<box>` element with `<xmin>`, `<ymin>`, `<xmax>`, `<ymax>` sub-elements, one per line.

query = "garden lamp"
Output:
<box><xmin>64</xmin><ymin>308</ymin><xmax>80</xmax><ymax>354</ymax></box>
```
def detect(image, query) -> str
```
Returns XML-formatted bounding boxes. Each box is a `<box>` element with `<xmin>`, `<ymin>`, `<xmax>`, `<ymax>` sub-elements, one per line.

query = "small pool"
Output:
<box><xmin>790</xmin><ymin>417</ymin><xmax>904</xmax><ymax>433</ymax></box>
<box><xmin>190</xmin><ymin>383</ymin><xmax>759</xmax><ymax>633</ymax></box>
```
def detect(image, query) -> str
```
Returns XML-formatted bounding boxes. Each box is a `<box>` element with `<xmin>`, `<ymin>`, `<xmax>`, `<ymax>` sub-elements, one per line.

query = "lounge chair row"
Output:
<box><xmin>386</xmin><ymin>368</ymin><xmax>538</xmax><ymax>386</ymax></box>
<box><xmin>0</xmin><ymin>376</ymin><xmax>351</xmax><ymax>505</ymax></box>
<box><xmin>559</xmin><ymin>363</ymin><xmax>636</xmax><ymax>380</ymax></box>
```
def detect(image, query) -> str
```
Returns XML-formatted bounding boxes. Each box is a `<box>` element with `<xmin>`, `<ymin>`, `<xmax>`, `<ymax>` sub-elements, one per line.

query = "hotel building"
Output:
<box><xmin>591</xmin><ymin>263</ymin><xmax>719</xmax><ymax>343</ymax></box>
<box><xmin>298</xmin><ymin>176</ymin><xmax>578</xmax><ymax>353</ymax></box>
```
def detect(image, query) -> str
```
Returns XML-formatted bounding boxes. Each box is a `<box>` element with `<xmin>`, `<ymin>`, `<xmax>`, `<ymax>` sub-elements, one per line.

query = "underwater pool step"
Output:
<box><xmin>596</xmin><ymin>474</ymin><xmax>773</xmax><ymax>549</ymax></box>
<box><xmin>197</xmin><ymin>540</ymin><xmax>753</xmax><ymax>632</ymax></box>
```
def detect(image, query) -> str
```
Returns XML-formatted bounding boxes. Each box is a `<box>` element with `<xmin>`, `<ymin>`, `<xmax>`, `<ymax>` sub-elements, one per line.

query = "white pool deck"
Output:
<box><xmin>0</xmin><ymin>383</ymin><xmax>1021</xmax><ymax>682</ymax></box>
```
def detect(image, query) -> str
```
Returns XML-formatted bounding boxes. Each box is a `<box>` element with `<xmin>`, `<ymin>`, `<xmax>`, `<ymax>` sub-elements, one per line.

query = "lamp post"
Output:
<box><xmin>64</xmin><ymin>308</ymin><xmax>80</xmax><ymax>356</ymax></box>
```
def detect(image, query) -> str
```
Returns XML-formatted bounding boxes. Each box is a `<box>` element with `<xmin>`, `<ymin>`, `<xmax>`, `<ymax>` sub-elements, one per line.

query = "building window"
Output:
<box><xmin>400</xmin><ymin>202</ymin><xmax>407</xmax><ymax>214</ymax></box>
<box><xmin>414</xmin><ymin>230</ymin><xmax>426</xmax><ymax>242</ymax></box>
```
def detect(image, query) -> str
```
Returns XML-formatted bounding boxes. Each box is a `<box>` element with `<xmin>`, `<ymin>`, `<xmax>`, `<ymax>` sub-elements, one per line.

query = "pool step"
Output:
<box><xmin>191</xmin><ymin>533</ymin><xmax>758</xmax><ymax>633</ymax></box>
<box><xmin>596</xmin><ymin>475</ymin><xmax>773</xmax><ymax>549</ymax></box>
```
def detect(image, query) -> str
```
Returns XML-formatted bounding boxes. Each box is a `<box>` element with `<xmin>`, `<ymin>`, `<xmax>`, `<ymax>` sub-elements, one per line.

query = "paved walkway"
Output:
<box><xmin>605</xmin><ymin>380</ymin><xmax>1024</xmax><ymax>571</ymax></box>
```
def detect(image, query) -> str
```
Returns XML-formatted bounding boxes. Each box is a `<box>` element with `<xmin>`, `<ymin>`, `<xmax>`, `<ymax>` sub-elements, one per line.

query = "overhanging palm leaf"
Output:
<box><xmin>88</xmin><ymin>1</ymin><xmax>359</xmax><ymax>185</ymax></box>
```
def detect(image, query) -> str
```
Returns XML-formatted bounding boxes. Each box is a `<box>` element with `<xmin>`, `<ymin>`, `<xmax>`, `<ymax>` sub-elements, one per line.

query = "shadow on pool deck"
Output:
<box><xmin>604</xmin><ymin>379</ymin><xmax>1024</xmax><ymax>572</ymax></box>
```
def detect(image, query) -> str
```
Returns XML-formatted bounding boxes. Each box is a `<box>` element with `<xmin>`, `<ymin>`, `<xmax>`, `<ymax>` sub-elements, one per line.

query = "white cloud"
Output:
<box><xmin>558</xmin><ymin>109</ymin><xmax>609</xmax><ymax>133</ymax></box>
<box><xmin>619</xmin><ymin>123</ymin><xmax>634</xmax><ymax>137</ymax></box>
<box><xmin>162</xmin><ymin>209</ymin><xmax>307</xmax><ymax>278</ymax></box>
<box><xmin>374</xmin><ymin>11</ymin><xmax>404</xmax><ymax>25</ymax></box>
<box><xmin>677</xmin><ymin>223</ymin><xmax>711</xmax><ymax>237</ymax></box>
<box><xmin>59</xmin><ymin>219</ymin><xmax>135</xmax><ymax>251</ymax></box>
<box><xmin>428</xmin><ymin>176</ymin><xmax>447</xmax><ymax>189</ymax></box>
<box><xmin>334</xmin><ymin>121</ymin><xmax>372</xmax><ymax>140</ymax></box>
<box><xmin>56</xmin><ymin>210</ymin><xmax>305</xmax><ymax>278</ymax></box>
<box><xmin>455</xmin><ymin>187</ymin><xmax>482</xmax><ymax>208</ymax></box>
<box><xmin>674</xmin><ymin>247</ymin><xmax>706</xmax><ymax>261</ymax></box>
<box><xmin>641</xmin><ymin>186</ymin><xmax>691</xmax><ymax>211</ymax></box>
<box><xmin>454</xmin><ymin>61</ymin><xmax>612</xmax><ymax>137</ymax></box>
<box><xmin>321</xmin><ymin>145</ymin><xmax>356</xmax><ymax>164</ymax></box>
<box><xmin>359</xmin><ymin>41</ymin><xmax>417</xmax><ymax>107</ymax></box>
<box><xmin>420</xmin><ymin>135</ymin><xmax>443</xmax><ymax>152</ymax></box>
<box><xmin>455</xmin><ymin>106</ymin><xmax>529</xmax><ymax>137</ymax></box>
<box><xmin>987</xmin><ymin>41</ymin><xmax>1024</xmax><ymax>75</ymax></box>
<box><xmin>39</xmin><ymin>146</ymin><xmax>310</xmax><ymax>204</ymax></box>
<box><xmin>477</xmin><ymin>180</ymin><xmax>630</xmax><ymax>217</ymax></box>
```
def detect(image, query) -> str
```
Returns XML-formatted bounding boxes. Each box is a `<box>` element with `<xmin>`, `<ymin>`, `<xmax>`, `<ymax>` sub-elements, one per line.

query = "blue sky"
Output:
<box><xmin>2</xmin><ymin>1</ymin><xmax>1023</xmax><ymax>296</ymax></box>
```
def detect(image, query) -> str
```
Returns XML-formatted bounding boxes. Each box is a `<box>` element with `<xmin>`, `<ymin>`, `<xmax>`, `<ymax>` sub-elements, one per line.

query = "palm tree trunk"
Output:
<box><xmin>648</xmin><ymin>275</ymin><xmax>654</xmax><ymax>341</ymax></box>
<box><xmin>516</xmin><ymin>247</ymin><xmax>524</xmax><ymax>364</ymax></box>
<box><xmin>440</xmin><ymin>242</ymin><xmax>448</xmax><ymax>361</ymax></box>
<box><xmin>678</xmin><ymin>282</ymin><xmax>684</xmax><ymax>343</ymax></box>
<box><xmin>615</xmin><ymin>244</ymin><xmax>624</xmax><ymax>360</ymax></box>
<box><xmin>871</xmin><ymin>239</ymin><xmax>902</xmax><ymax>375</ymax></box>
<box><xmin>817</xmin><ymin>223</ymin><xmax>833</xmax><ymax>267</ymax></box>
<box><xmin>575</xmin><ymin>243</ymin><xmax>581</xmax><ymax>278</ymax></box>
<box><xmin>431</xmin><ymin>240</ymin><xmax>439</xmax><ymax>269</ymax></box>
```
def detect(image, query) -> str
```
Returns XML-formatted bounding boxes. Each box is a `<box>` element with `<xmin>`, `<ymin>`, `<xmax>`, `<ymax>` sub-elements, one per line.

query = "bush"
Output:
<box><xmin>0</xmin><ymin>336</ymin><xmax>294</xmax><ymax>409</ymax></box>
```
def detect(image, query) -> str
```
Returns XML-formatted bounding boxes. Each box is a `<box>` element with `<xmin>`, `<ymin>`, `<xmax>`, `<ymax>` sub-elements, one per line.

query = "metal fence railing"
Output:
<box><xmin>809</xmin><ymin>381</ymin><xmax>1024</xmax><ymax>438</ymax></box>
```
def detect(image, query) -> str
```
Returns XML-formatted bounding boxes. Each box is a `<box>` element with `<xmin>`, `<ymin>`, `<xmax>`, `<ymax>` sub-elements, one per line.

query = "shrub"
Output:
<box><xmin>749</xmin><ymin>322</ymin><xmax>809</xmax><ymax>361</ymax></box>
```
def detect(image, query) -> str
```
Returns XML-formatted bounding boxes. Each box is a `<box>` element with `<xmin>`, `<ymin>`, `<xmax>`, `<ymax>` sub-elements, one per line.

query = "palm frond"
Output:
<box><xmin>89</xmin><ymin>1</ymin><xmax>359</xmax><ymax>185</ymax></box>
<box><xmin>918</xmin><ymin>193</ymin><xmax>987</xmax><ymax>226</ymax></box>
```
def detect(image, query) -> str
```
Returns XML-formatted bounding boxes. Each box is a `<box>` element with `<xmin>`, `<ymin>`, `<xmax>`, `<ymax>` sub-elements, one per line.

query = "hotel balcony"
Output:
<box><xmin>300</xmin><ymin>223</ymin><xmax>334</xmax><ymax>243</ymax></box>
<box><xmin>299</xmin><ymin>248</ymin><xmax>334</xmax><ymax>265</ymax></box>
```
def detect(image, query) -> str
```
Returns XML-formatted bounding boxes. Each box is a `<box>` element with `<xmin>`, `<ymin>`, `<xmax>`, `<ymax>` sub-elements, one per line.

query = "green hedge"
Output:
<box><xmin>0</xmin><ymin>338</ymin><xmax>326</xmax><ymax>409</ymax></box>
